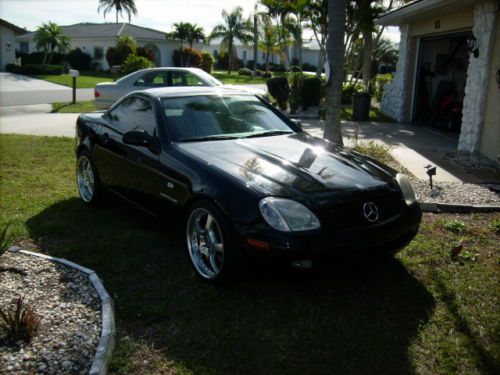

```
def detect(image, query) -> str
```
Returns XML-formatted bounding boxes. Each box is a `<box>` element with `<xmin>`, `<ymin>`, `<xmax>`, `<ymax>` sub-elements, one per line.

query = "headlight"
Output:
<box><xmin>396</xmin><ymin>173</ymin><xmax>417</xmax><ymax>206</ymax></box>
<box><xmin>259</xmin><ymin>197</ymin><xmax>320</xmax><ymax>232</ymax></box>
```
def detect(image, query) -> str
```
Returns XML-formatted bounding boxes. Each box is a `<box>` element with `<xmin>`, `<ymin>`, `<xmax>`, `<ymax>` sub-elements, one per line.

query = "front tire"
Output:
<box><xmin>76</xmin><ymin>150</ymin><xmax>101</xmax><ymax>205</ymax></box>
<box><xmin>186</xmin><ymin>200</ymin><xmax>242</xmax><ymax>282</ymax></box>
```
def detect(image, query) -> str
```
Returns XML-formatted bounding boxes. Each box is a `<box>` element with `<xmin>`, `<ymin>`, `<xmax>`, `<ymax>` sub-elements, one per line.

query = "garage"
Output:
<box><xmin>413</xmin><ymin>32</ymin><xmax>470</xmax><ymax>134</ymax></box>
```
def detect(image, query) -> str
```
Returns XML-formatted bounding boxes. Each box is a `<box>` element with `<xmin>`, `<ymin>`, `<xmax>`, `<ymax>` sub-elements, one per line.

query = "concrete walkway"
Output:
<box><xmin>302</xmin><ymin>119</ymin><xmax>473</xmax><ymax>183</ymax></box>
<box><xmin>0</xmin><ymin>104</ymin><xmax>78</xmax><ymax>137</ymax></box>
<box><xmin>0</xmin><ymin>72</ymin><xmax>93</xmax><ymax>106</ymax></box>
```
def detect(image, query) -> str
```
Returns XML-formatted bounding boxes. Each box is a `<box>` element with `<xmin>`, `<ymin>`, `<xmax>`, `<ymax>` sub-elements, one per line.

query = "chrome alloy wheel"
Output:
<box><xmin>77</xmin><ymin>155</ymin><xmax>95</xmax><ymax>203</ymax></box>
<box><xmin>187</xmin><ymin>208</ymin><xmax>225</xmax><ymax>279</ymax></box>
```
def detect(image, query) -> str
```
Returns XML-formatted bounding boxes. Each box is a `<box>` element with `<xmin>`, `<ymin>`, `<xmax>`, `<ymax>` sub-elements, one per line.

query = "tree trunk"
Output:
<box><xmin>323</xmin><ymin>0</ymin><xmax>346</xmax><ymax>146</ymax></box>
<box><xmin>180</xmin><ymin>41</ymin><xmax>184</xmax><ymax>67</ymax></box>
<box><xmin>228</xmin><ymin>42</ymin><xmax>233</xmax><ymax>74</ymax></box>
<box><xmin>116</xmin><ymin>11</ymin><xmax>118</xmax><ymax>24</ymax></box>
<box><xmin>186</xmin><ymin>42</ymin><xmax>192</xmax><ymax>67</ymax></box>
<box><xmin>253</xmin><ymin>11</ymin><xmax>258</xmax><ymax>76</ymax></box>
<box><xmin>265</xmin><ymin>50</ymin><xmax>270</xmax><ymax>71</ymax></box>
<box><xmin>316</xmin><ymin>47</ymin><xmax>325</xmax><ymax>78</ymax></box>
<box><xmin>361</xmin><ymin>28</ymin><xmax>373</xmax><ymax>87</ymax></box>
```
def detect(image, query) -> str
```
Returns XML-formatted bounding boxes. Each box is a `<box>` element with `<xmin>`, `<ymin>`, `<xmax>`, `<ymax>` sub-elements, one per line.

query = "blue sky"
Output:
<box><xmin>0</xmin><ymin>0</ymin><xmax>400</xmax><ymax>43</ymax></box>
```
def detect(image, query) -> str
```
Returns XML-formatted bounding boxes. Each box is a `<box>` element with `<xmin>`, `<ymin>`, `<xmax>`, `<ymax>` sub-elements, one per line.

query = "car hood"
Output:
<box><xmin>176</xmin><ymin>132</ymin><xmax>397</xmax><ymax>201</ymax></box>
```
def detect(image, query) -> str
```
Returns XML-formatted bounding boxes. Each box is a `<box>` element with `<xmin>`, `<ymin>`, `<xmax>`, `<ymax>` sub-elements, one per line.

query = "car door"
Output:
<box><xmin>117</xmin><ymin>96</ymin><xmax>175</xmax><ymax>212</ymax></box>
<box><xmin>93</xmin><ymin>97</ymin><xmax>137</xmax><ymax>193</ymax></box>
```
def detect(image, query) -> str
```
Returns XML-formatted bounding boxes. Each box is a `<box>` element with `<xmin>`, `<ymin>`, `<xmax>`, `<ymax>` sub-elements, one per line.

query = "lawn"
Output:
<box><xmin>51</xmin><ymin>101</ymin><xmax>97</xmax><ymax>113</ymax></box>
<box><xmin>34</xmin><ymin>71</ymin><xmax>114</xmax><ymax>89</ymax></box>
<box><xmin>0</xmin><ymin>134</ymin><xmax>499</xmax><ymax>375</ymax></box>
<box><xmin>212</xmin><ymin>69</ymin><xmax>284</xmax><ymax>85</ymax></box>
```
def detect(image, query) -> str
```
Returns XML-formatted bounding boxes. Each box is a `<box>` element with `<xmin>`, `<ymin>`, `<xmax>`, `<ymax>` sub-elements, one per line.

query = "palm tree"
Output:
<box><xmin>323</xmin><ymin>0</ymin><xmax>346</xmax><ymax>146</ymax></box>
<box><xmin>185</xmin><ymin>24</ymin><xmax>205</xmax><ymax>66</ymax></box>
<box><xmin>261</xmin><ymin>0</ymin><xmax>291</xmax><ymax>68</ymax></box>
<box><xmin>259</xmin><ymin>16</ymin><xmax>280</xmax><ymax>71</ymax></box>
<box><xmin>98</xmin><ymin>0</ymin><xmax>137</xmax><ymax>23</ymax></box>
<box><xmin>287</xmin><ymin>0</ymin><xmax>309</xmax><ymax>69</ymax></box>
<box><xmin>210</xmin><ymin>7</ymin><xmax>252</xmax><ymax>73</ymax></box>
<box><xmin>169</xmin><ymin>22</ymin><xmax>191</xmax><ymax>66</ymax></box>
<box><xmin>33</xmin><ymin>22</ymin><xmax>71</xmax><ymax>65</ymax></box>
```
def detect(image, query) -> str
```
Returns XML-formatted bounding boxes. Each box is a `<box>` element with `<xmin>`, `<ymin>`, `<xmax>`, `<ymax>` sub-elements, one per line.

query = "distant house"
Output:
<box><xmin>377</xmin><ymin>0</ymin><xmax>499</xmax><ymax>161</ymax></box>
<box><xmin>15</xmin><ymin>22</ymin><xmax>181</xmax><ymax>70</ymax></box>
<box><xmin>0</xmin><ymin>18</ymin><xmax>26</xmax><ymax>71</ymax></box>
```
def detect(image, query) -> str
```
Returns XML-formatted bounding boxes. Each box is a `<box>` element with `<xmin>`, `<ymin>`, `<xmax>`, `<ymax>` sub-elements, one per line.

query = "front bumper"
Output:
<box><xmin>240</xmin><ymin>203</ymin><xmax>422</xmax><ymax>264</ymax></box>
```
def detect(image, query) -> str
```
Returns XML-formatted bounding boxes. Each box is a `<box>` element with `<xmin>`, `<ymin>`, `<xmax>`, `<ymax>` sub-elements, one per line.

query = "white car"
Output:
<box><xmin>94</xmin><ymin>67</ymin><xmax>266</xmax><ymax>109</ymax></box>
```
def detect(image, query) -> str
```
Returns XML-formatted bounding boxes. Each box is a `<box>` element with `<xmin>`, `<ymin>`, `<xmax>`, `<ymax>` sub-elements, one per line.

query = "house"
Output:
<box><xmin>15</xmin><ymin>22</ymin><xmax>182</xmax><ymax>70</ymax></box>
<box><xmin>0</xmin><ymin>19</ymin><xmax>26</xmax><ymax>71</ymax></box>
<box><xmin>377</xmin><ymin>0</ymin><xmax>499</xmax><ymax>162</ymax></box>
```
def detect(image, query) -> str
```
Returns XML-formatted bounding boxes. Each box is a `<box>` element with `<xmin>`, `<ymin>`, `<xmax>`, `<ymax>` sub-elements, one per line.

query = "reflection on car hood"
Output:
<box><xmin>177</xmin><ymin>132</ymin><xmax>396</xmax><ymax>200</ymax></box>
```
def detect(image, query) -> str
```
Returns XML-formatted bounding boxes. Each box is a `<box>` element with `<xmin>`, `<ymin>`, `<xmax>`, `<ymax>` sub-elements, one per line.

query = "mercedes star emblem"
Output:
<box><xmin>363</xmin><ymin>202</ymin><xmax>379</xmax><ymax>222</ymax></box>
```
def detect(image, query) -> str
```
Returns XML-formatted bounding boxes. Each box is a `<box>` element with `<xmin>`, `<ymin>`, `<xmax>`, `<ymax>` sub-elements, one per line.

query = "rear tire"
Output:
<box><xmin>76</xmin><ymin>150</ymin><xmax>102</xmax><ymax>206</ymax></box>
<box><xmin>186</xmin><ymin>200</ymin><xmax>242</xmax><ymax>282</ymax></box>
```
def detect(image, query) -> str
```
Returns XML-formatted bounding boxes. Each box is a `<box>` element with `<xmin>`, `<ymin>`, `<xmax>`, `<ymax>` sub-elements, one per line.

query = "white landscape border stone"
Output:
<box><xmin>7</xmin><ymin>246</ymin><xmax>115</xmax><ymax>375</ymax></box>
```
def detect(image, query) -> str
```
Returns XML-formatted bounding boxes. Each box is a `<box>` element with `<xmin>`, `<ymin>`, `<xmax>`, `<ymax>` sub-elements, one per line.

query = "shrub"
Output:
<box><xmin>238</xmin><ymin>67</ymin><xmax>253</xmax><ymax>76</ymax></box>
<box><xmin>342</xmin><ymin>82</ymin><xmax>366</xmax><ymax>105</ymax></box>
<box><xmin>490</xmin><ymin>218</ymin><xmax>500</xmax><ymax>234</ymax></box>
<box><xmin>262</xmin><ymin>71</ymin><xmax>272</xmax><ymax>79</ymax></box>
<box><xmin>269</xmin><ymin>63</ymin><xmax>286</xmax><ymax>72</ymax></box>
<box><xmin>214</xmin><ymin>51</ymin><xmax>242</xmax><ymax>70</ymax></box>
<box><xmin>106</xmin><ymin>36</ymin><xmax>138</xmax><ymax>68</ymax></box>
<box><xmin>172</xmin><ymin>48</ymin><xmax>202</xmax><ymax>68</ymax></box>
<box><xmin>200</xmin><ymin>51</ymin><xmax>215</xmax><ymax>73</ymax></box>
<box><xmin>137</xmin><ymin>46</ymin><xmax>154</xmax><ymax>62</ymax></box>
<box><xmin>7</xmin><ymin>64</ymin><xmax>63</xmax><ymax>75</ymax></box>
<box><xmin>302</xmin><ymin>77</ymin><xmax>322</xmax><ymax>110</ymax></box>
<box><xmin>372</xmin><ymin>73</ymin><xmax>393</xmax><ymax>102</ymax></box>
<box><xmin>267</xmin><ymin>76</ymin><xmax>290</xmax><ymax>110</ymax></box>
<box><xmin>290</xmin><ymin>65</ymin><xmax>301</xmax><ymax>72</ymax></box>
<box><xmin>67</xmin><ymin>48</ymin><xmax>92</xmax><ymax>71</ymax></box>
<box><xmin>121</xmin><ymin>55</ymin><xmax>154</xmax><ymax>75</ymax></box>
<box><xmin>289</xmin><ymin>72</ymin><xmax>304</xmax><ymax>114</ymax></box>
<box><xmin>0</xmin><ymin>297</ymin><xmax>42</xmax><ymax>342</ymax></box>
<box><xmin>16</xmin><ymin>51</ymin><xmax>66</xmax><ymax>65</ymax></box>
<box><xmin>302</xmin><ymin>62</ymin><xmax>317</xmax><ymax>72</ymax></box>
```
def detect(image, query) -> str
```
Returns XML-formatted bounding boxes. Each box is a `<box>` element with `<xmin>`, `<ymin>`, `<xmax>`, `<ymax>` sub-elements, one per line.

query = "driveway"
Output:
<box><xmin>0</xmin><ymin>72</ymin><xmax>93</xmax><ymax>106</ymax></box>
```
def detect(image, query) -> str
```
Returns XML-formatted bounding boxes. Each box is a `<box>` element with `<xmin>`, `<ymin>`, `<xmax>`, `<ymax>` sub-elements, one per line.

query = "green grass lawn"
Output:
<box><xmin>34</xmin><ymin>72</ymin><xmax>114</xmax><ymax>89</ymax></box>
<box><xmin>212</xmin><ymin>69</ymin><xmax>283</xmax><ymax>85</ymax></box>
<box><xmin>1</xmin><ymin>134</ymin><xmax>499</xmax><ymax>375</ymax></box>
<box><xmin>51</xmin><ymin>101</ymin><xmax>97</xmax><ymax>113</ymax></box>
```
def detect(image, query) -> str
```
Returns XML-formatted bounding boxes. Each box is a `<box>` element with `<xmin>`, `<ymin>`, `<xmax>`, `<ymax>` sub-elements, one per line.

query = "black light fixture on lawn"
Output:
<box><xmin>467</xmin><ymin>33</ymin><xmax>479</xmax><ymax>58</ymax></box>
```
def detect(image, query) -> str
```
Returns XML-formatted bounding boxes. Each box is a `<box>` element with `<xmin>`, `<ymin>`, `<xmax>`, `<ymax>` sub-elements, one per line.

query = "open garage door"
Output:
<box><xmin>413</xmin><ymin>32</ymin><xmax>470</xmax><ymax>133</ymax></box>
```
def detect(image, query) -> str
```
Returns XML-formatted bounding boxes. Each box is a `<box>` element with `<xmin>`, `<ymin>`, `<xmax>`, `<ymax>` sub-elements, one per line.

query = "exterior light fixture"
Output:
<box><xmin>467</xmin><ymin>33</ymin><xmax>479</xmax><ymax>58</ymax></box>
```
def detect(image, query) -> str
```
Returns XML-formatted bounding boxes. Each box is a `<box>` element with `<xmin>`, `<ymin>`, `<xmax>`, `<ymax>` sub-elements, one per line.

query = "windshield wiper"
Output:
<box><xmin>244</xmin><ymin>130</ymin><xmax>293</xmax><ymax>138</ymax></box>
<box><xmin>179</xmin><ymin>135</ymin><xmax>240</xmax><ymax>142</ymax></box>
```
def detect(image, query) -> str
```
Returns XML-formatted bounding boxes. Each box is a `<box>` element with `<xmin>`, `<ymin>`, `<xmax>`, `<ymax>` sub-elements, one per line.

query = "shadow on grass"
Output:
<box><xmin>27</xmin><ymin>198</ymin><xmax>435</xmax><ymax>375</ymax></box>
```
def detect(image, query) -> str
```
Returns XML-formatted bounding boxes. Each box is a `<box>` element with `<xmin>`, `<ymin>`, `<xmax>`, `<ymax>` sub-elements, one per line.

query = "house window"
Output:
<box><xmin>19</xmin><ymin>41</ymin><xmax>29</xmax><ymax>54</ymax></box>
<box><xmin>213</xmin><ymin>50</ymin><xmax>218</xmax><ymax>57</ymax></box>
<box><xmin>94</xmin><ymin>47</ymin><xmax>104</xmax><ymax>60</ymax></box>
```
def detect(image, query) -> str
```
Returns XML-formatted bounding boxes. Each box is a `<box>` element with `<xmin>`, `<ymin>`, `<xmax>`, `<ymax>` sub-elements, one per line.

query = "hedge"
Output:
<box><xmin>6</xmin><ymin>64</ymin><xmax>64</xmax><ymax>75</ymax></box>
<box><xmin>302</xmin><ymin>77</ymin><xmax>322</xmax><ymax>110</ymax></box>
<box><xmin>121</xmin><ymin>55</ymin><xmax>154</xmax><ymax>75</ymax></box>
<box><xmin>67</xmin><ymin>48</ymin><xmax>92</xmax><ymax>71</ymax></box>
<box><xmin>238</xmin><ymin>67</ymin><xmax>252</xmax><ymax>76</ymax></box>
<box><xmin>267</xmin><ymin>76</ymin><xmax>290</xmax><ymax>110</ymax></box>
<box><xmin>200</xmin><ymin>51</ymin><xmax>215</xmax><ymax>73</ymax></box>
<box><xmin>173</xmin><ymin>48</ymin><xmax>202</xmax><ymax>68</ymax></box>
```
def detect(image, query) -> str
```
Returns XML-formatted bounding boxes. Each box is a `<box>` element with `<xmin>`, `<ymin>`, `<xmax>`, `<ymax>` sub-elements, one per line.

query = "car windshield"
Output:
<box><xmin>161</xmin><ymin>95</ymin><xmax>295</xmax><ymax>142</ymax></box>
<box><xmin>193</xmin><ymin>70</ymin><xmax>224</xmax><ymax>86</ymax></box>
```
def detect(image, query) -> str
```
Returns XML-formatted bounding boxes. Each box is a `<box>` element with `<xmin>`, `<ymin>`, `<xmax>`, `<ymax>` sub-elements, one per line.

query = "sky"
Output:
<box><xmin>0</xmin><ymin>0</ymin><xmax>400</xmax><ymax>43</ymax></box>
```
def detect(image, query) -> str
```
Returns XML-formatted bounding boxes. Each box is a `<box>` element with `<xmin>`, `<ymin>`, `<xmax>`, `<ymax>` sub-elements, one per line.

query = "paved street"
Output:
<box><xmin>0</xmin><ymin>72</ymin><xmax>94</xmax><ymax>106</ymax></box>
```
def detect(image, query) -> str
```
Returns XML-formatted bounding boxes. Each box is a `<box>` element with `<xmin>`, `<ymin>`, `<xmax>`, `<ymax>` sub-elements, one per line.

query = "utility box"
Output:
<box><xmin>352</xmin><ymin>92</ymin><xmax>371</xmax><ymax>121</ymax></box>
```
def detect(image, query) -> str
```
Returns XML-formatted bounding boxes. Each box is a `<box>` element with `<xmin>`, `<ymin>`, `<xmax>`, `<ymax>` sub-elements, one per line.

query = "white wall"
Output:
<box><xmin>0</xmin><ymin>24</ymin><xmax>17</xmax><ymax>70</ymax></box>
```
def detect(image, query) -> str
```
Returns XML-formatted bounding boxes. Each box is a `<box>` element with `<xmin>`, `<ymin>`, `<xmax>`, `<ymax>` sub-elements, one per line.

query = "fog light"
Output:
<box><xmin>291</xmin><ymin>260</ymin><xmax>313</xmax><ymax>269</ymax></box>
<box><xmin>246</xmin><ymin>238</ymin><xmax>270</xmax><ymax>251</ymax></box>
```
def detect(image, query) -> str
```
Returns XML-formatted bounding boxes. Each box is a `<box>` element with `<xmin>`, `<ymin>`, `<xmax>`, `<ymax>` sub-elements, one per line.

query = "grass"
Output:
<box><xmin>33</xmin><ymin>71</ymin><xmax>114</xmax><ymax>88</ymax></box>
<box><xmin>1</xmin><ymin>134</ymin><xmax>499</xmax><ymax>375</ymax></box>
<box><xmin>212</xmin><ymin>69</ymin><xmax>284</xmax><ymax>85</ymax></box>
<box><xmin>51</xmin><ymin>101</ymin><xmax>97</xmax><ymax>113</ymax></box>
<box><xmin>341</xmin><ymin>106</ymin><xmax>396</xmax><ymax>122</ymax></box>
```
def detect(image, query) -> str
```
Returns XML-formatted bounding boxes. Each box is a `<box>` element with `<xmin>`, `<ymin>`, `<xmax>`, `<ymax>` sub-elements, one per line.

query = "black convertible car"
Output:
<box><xmin>76</xmin><ymin>87</ymin><xmax>421</xmax><ymax>281</ymax></box>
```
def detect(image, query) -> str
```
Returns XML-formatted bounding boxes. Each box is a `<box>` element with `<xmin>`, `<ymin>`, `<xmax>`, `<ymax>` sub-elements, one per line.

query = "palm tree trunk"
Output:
<box><xmin>180</xmin><ymin>41</ymin><xmax>184</xmax><ymax>67</ymax></box>
<box><xmin>265</xmin><ymin>50</ymin><xmax>270</xmax><ymax>71</ymax></box>
<box><xmin>228</xmin><ymin>41</ymin><xmax>233</xmax><ymax>74</ymax></box>
<box><xmin>323</xmin><ymin>0</ymin><xmax>346</xmax><ymax>146</ymax></box>
<box><xmin>116</xmin><ymin>11</ymin><xmax>118</xmax><ymax>24</ymax></box>
<box><xmin>253</xmin><ymin>11</ymin><xmax>258</xmax><ymax>77</ymax></box>
<box><xmin>186</xmin><ymin>42</ymin><xmax>192</xmax><ymax>67</ymax></box>
<box><xmin>362</xmin><ymin>29</ymin><xmax>373</xmax><ymax>87</ymax></box>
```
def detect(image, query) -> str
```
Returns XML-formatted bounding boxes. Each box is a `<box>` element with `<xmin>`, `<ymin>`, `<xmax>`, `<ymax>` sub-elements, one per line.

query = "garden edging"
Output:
<box><xmin>419</xmin><ymin>201</ymin><xmax>500</xmax><ymax>213</ymax></box>
<box><xmin>7</xmin><ymin>246</ymin><xmax>115</xmax><ymax>375</ymax></box>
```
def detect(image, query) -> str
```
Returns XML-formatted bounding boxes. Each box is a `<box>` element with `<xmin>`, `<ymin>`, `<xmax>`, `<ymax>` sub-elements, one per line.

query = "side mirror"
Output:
<box><xmin>123</xmin><ymin>130</ymin><xmax>160</xmax><ymax>154</ymax></box>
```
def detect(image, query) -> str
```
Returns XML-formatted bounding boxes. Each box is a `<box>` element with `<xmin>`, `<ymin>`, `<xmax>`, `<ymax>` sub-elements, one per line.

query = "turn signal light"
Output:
<box><xmin>246</xmin><ymin>238</ymin><xmax>270</xmax><ymax>251</ymax></box>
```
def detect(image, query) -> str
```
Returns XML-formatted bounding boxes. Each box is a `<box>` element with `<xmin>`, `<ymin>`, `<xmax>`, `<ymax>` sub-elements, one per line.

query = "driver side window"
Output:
<box><xmin>106</xmin><ymin>96</ymin><xmax>156</xmax><ymax>135</ymax></box>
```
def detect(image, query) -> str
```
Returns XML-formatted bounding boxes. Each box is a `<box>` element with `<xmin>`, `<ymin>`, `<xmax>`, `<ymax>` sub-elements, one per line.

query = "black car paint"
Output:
<box><xmin>76</xmin><ymin>90</ymin><xmax>421</xmax><ymax>261</ymax></box>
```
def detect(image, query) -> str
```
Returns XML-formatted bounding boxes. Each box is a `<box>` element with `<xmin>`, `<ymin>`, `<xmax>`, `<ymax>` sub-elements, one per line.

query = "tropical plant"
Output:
<box><xmin>200</xmin><ymin>51</ymin><xmax>215</xmax><ymax>73</ymax></box>
<box><xmin>169</xmin><ymin>22</ymin><xmax>191</xmax><ymax>66</ymax></box>
<box><xmin>98</xmin><ymin>0</ymin><xmax>138</xmax><ymax>23</ymax></box>
<box><xmin>304</xmin><ymin>0</ymin><xmax>328</xmax><ymax>77</ymax></box>
<box><xmin>121</xmin><ymin>54</ymin><xmax>154</xmax><ymax>75</ymax></box>
<box><xmin>185</xmin><ymin>24</ymin><xmax>205</xmax><ymax>66</ymax></box>
<box><xmin>286</xmin><ymin>0</ymin><xmax>309</xmax><ymax>70</ymax></box>
<box><xmin>33</xmin><ymin>22</ymin><xmax>71</xmax><ymax>65</ymax></box>
<box><xmin>0</xmin><ymin>297</ymin><xmax>42</xmax><ymax>342</ymax></box>
<box><xmin>259</xmin><ymin>16</ymin><xmax>280</xmax><ymax>72</ymax></box>
<box><xmin>210</xmin><ymin>6</ymin><xmax>252</xmax><ymax>73</ymax></box>
<box><xmin>323</xmin><ymin>0</ymin><xmax>346</xmax><ymax>146</ymax></box>
<box><xmin>261</xmin><ymin>0</ymin><xmax>292</xmax><ymax>69</ymax></box>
